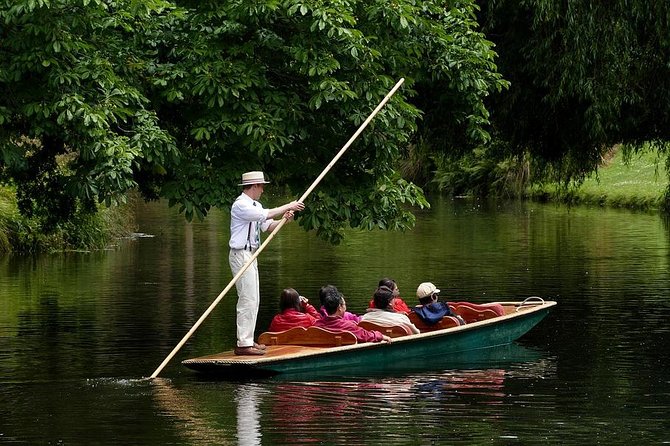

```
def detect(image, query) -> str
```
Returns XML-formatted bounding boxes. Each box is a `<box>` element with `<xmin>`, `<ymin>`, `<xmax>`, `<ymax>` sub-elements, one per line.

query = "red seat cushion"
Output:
<box><xmin>448</xmin><ymin>302</ymin><xmax>505</xmax><ymax>323</ymax></box>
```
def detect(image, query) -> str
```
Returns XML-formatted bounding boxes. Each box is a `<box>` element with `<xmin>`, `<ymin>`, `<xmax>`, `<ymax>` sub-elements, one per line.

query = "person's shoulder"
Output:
<box><xmin>362</xmin><ymin>309</ymin><xmax>382</xmax><ymax>317</ymax></box>
<box><xmin>232</xmin><ymin>193</ymin><xmax>250</xmax><ymax>204</ymax></box>
<box><xmin>230</xmin><ymin>194</ymin><xmax>246</xmax><ymax>209</ymax></box>
<box><xmin>383</xmin><ymin>311</ymin><xmax>409</xmax><ymax>323</ymax></box>
<box><xmin>359</xmin><ymin>313</ymin><xmax>374</xmax><ymax>323</ymax></box>
<box><xmin>339</xmin><ymin>318</ymin><xmax>359</xmax><ymax>328</ymax></box>
<box><xmin>343</xmin><ymin>311</ymin><xmax>361</xmax><ymax>322</ymax></box>
<box><xmin>393</xmin><ymin>297</ymin><xmax>411</xmax><ymax>312</ymax></box>
<box><xmin>396</xmin><ymin>312</ymin><xmax>412</xmax><ymax>322</ymax></box>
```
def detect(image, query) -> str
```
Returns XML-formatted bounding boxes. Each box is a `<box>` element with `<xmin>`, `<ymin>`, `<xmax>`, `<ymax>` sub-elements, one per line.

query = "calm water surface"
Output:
<box><xmin>1</xmin><ymin>198</ymin><xmax>670</xmax><ymax>445</ymax></box>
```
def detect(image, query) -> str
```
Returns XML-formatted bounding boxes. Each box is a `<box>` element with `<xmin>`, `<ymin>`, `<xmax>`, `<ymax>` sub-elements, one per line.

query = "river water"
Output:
<box><xmin>1</xmin><ymin>198</ymin><xmax>669</xmax><ymax>444</ymax></box>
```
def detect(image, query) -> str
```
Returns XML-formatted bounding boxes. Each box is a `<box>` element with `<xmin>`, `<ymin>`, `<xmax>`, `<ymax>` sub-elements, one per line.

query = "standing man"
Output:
<box><xmin>229</xmin><ymin>171</ymin><xmax>305</xmax><ymax>355</ymax></box>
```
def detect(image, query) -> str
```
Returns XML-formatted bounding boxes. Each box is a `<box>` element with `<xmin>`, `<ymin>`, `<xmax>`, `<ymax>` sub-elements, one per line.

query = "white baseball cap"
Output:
<box><xmin>416</xmin><ymin>282</ymin><xmax>440</xmax><ymax>299</ymax></box>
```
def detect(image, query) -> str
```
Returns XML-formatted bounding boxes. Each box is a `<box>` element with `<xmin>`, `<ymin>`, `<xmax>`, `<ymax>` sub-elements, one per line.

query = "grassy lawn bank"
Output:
<box><xmin>529</xmin><ymin>149</ymin><xmax>669</xmax><ymax>210</ymax></box>
<box><xmin>0</xmin><ymin>185</ymin><xmax>137</xmax><ymax>254</ymax></box>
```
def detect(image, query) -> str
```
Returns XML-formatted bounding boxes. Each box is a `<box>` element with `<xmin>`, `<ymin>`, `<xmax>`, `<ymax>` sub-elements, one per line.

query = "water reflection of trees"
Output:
<box><xmin>152</xmin><ymin>379</ymin><xmax>242</xmax><ymax>445</ymax></box>
<box><xmin>152</xmin><ymin>359</ymin><xmax>557</xmax><ymax>445</ymax></box>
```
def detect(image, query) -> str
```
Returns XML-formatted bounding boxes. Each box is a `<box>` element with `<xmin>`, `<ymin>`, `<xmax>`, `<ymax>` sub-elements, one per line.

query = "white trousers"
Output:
<box><xmin>229</xmin><ymin>249</ymin><xmax>260</xmax><ymax>348</ymax></box>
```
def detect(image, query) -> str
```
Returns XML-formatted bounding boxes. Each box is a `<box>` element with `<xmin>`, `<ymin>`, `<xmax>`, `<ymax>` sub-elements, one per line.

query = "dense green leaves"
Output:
<box><xmin>1</xmin><ymin>0</ymin><xmax>505</xmax><ymax>242</ymax></box>
<box><xmin>148</xmin><ymin>0</ymin><xmax>504</xmax><ymax>237</ymax></box>
<box><xmin>0</xmin><ymin>0</ymin><xmax>178</xmax><ymax>227</ymax></box>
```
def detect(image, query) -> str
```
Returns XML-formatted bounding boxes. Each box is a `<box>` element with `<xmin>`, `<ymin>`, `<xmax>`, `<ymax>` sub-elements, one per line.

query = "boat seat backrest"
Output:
<box><xmin>357</xmin><ymin>321</ymin><xmax>412</xmax><ymax>338</ymax></box>
<box><xmin>449</xmin><ymin>302</ymin><xmax>504</xmax><ymax>323</ymax></box>
<box><xmin>407</xmin><ymin>312</ymin><xmax>462</xmax><ymax>332</ymax></box>
<box><xmin>258</xmin><ymin>326</ymin><xmax>358</xmax><ymax>347</ymax></box>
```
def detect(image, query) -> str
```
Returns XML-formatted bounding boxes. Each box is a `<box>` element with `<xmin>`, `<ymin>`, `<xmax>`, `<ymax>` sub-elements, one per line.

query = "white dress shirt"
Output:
<box><xmin>229</xmin><ymin>193</ymin><xmax>272</xmax><ymax>250</ymax></box>
<box><xmin>360</xmin><ymin>309</ymin><xmax>420</xmax><ymax>334</ymax></box>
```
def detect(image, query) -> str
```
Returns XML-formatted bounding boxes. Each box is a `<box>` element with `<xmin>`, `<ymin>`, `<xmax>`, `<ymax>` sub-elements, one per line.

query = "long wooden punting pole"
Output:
<box><xmin>149</xmin><ymin>77</ymin><xmax>405</xmax><ymax>379</ymax></box>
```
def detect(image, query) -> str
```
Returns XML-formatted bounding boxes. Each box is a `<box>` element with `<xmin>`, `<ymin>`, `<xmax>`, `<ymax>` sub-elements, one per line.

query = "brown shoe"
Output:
<box><xmin>234</xmin><ymin>346</ymin><xmax>266</xmax><ymax>356</ymax></box>
<box><xmin>254</xmin><ymin>342</ymin><xmax>267</xmax><ymax>350</ymax></box>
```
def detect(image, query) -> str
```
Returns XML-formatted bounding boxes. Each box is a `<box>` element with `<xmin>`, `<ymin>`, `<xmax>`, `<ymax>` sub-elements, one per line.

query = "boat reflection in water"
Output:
<box><xmin>153</xmin><ymin>342</ymin><xmax>554</xmax><ymax>445</ymax></box>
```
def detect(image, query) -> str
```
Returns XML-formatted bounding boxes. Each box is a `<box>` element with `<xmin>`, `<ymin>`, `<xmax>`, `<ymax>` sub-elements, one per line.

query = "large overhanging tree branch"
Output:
<box><xmin>0</xmin><ymin>0</ymin><xmax>506</xmax><ymax>244</ymax></box>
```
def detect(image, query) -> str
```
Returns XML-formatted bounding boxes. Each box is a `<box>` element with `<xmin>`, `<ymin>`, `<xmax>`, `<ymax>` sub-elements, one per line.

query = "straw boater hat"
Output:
<box><xmin>416</xmin><ymin>282</ymin><xmax>440</xmax><ymax>299</ymax></box>
<box><xmin>238</xmin><ymin>171</ymin><xmax>271</xmax><ymax>186</ymax></box>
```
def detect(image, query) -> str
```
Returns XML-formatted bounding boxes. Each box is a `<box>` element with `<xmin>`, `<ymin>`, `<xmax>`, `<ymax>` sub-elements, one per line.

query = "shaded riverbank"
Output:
<box><xmin>0</xmin><ymin>186</ymin><xmax>137</xmax><ymax>254</ymax></box>
<box><xmin>1</xmin><ymin>148</ymin><xmax>668</xmax><ymax>253</ymax></box>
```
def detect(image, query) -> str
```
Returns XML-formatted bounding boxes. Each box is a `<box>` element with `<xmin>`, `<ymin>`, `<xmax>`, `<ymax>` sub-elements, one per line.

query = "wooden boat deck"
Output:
<box><xmin>182</xmin><ymin>342</ymin><xmax>373</xmax><ymax>377</ymax></box>
<box><xmin>185</xmin><ymin>344</ymin><xmax>335</xmax><ymax>364</ymax></box>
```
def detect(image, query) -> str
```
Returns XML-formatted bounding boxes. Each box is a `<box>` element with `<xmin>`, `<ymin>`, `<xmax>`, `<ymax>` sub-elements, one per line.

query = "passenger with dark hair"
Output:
<box><xmin>361</xmin><ymin>286</ymin><xmax>420</xmax><ymax>334</ymax></box>
<box><xmin>318</xmin><ymin>284</ymin><xmax>361</xmax><ymax>323</ymax></box>
<box><xmin>268</xmin><ymin>288</ymin><xmax>321</xmax><ymax>332</ymax></box>
<box><xmin>314</xmin><ymin>287</ymin><xmax>392</xmax><ymax>344</ymax></box>
<box><xmin>367</xmin><ymin>278</ymin><xmax>411</xmax><ymax>314</ymax></box>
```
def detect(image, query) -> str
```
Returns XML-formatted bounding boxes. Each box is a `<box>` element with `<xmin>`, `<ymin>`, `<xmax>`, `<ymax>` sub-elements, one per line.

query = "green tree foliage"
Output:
<box><xmin>433</xmin><ymin>145</ymin><xmax>530</xmax><ymax>198</ymax></box>
<box><xmin>480</xmin><ymin>0</ymin><xmax>670</xmax><ymax>181</ymax></box>
<box><xmin>0</xmin><ymin>0</ymin><xmax>178</xmax><ymax>230</ymax></box>
<box><xmin>148</xmin><ymin>0</ymin><xmax>506</xmax><ymax>242</ymax></box>
<box><xmin>1</xmin><ymin>0</ymin><xmax>506</xmax><ymax>244</ymax></box>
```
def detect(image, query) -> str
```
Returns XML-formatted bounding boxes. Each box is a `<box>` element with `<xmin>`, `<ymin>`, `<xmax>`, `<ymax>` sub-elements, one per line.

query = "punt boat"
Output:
<box><xmin>182</xmin><ymin>297</ymin><xmax>556</xmax><ymax>378</ymax></box>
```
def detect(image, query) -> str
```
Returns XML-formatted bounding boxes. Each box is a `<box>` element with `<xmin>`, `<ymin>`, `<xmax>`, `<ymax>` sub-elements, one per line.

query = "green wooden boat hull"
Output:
<box><xmin>183</xmin><ymin>300</ymin><xmax>555</xmax><ymax>378</ymax></box>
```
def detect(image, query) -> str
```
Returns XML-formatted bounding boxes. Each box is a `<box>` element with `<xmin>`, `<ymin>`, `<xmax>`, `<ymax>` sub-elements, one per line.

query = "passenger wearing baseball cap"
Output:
<box><xmin>413</xmin><ymin>282</ymin><xmax>465</xmax><ymax>325</ymax></box>
<box><xmin>416</xmin><ymin>282</ymin><xmax>441</xmax><ymax>305</ymax></box>
<box><xmin>229</xmin><ymin>170</ymin><xmax>305</xmax><ymax>356</ymax></box>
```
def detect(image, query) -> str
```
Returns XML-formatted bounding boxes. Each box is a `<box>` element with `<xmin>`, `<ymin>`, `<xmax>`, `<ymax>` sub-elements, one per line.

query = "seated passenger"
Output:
<box><xmin>314</xmin><ymin>287</ymin><xmax>392</xmax><ymax>344</ymax></box>
<box><xmin>413</xmin><ymin>282</ymin><xmax>466</xmax><ymax>325</ymax></box>
<box><xmin>318</xmin><ymin>284</ymin><xmax>361</xmax><ymax>323</ymax></box>
<box><xmin>367</xmin><ymin>278</ymin><xmax>411</xmax><ymax>314</ymax></box>
<box><xmin>268</xmin><ymin>288</ymin><xmax>321</xmax><ymax>332</ymax></box>
<box><xmin>361</xmin><ymin>286</ymin><xmax>420</xmax><ymax>334</ymax></box>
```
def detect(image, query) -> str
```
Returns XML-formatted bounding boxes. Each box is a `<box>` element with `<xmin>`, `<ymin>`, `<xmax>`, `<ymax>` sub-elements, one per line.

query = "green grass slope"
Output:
<box><xmin>530</xmin><ymin>149</ymin><xmax>669</xmax><ymax>210</ymax></box>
